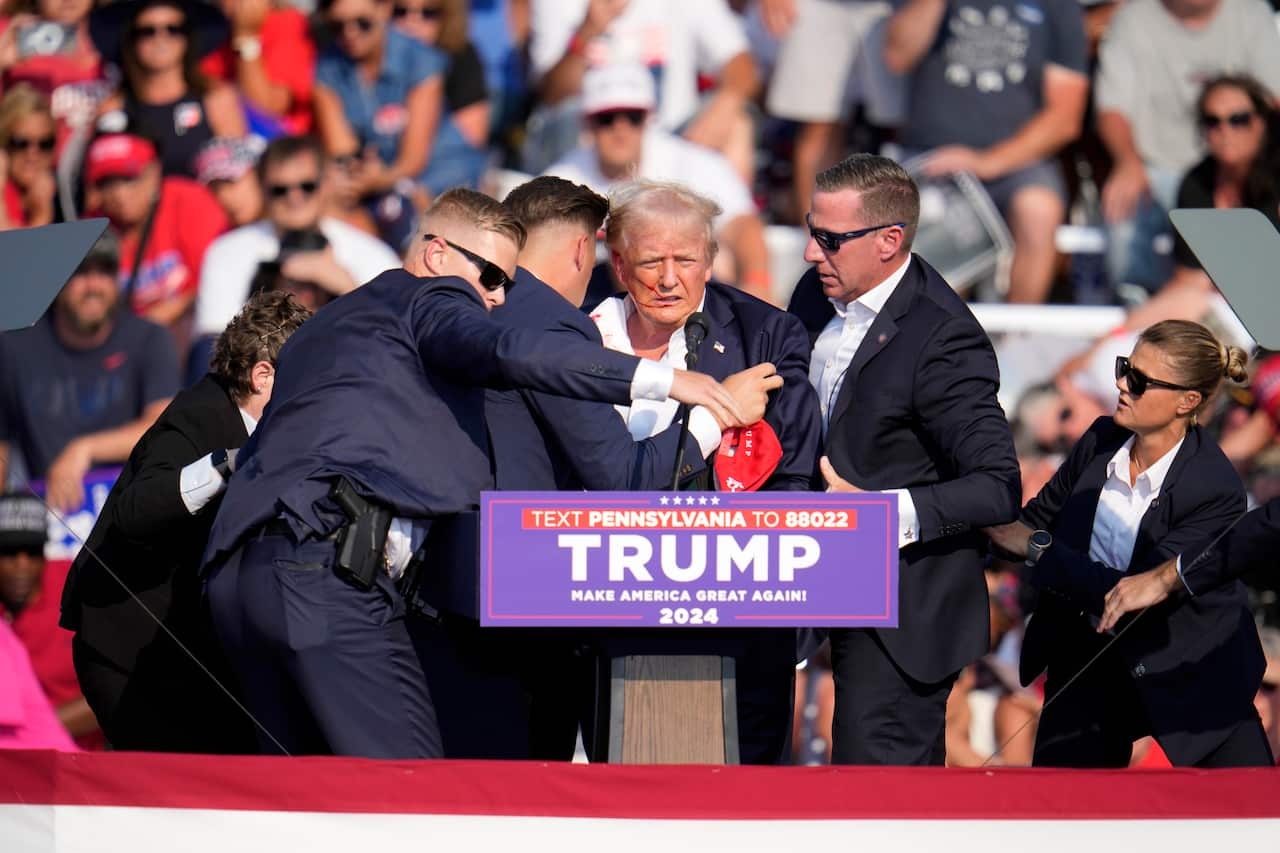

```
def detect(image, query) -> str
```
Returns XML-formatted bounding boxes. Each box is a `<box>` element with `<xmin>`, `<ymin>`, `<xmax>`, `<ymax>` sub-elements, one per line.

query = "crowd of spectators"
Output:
<box><xmin>1</xmin><ymin>0</ymin><xmax>1279</xmax><ymax>764</ymax></box>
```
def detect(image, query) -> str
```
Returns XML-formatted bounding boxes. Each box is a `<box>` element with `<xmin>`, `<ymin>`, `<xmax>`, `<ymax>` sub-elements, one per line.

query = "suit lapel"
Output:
<box><xmin>698</xmin><ymin>286</ymin><xmax>745</xmax><ymax>382</ymax></box>
<box><xmin>1127</xmin><ymin>428</ymin><xmax>1197</xmax><ymax>572</ymax></box>
<box><xmin>826</xmin><ymin>259</ymin><xmax>919</xmax><ymax>432</ymax></box>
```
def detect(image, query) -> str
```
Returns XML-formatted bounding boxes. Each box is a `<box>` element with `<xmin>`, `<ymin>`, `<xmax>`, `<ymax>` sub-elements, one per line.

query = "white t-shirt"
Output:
<box><xmin>546</xmin><ymin>129</ymin><xmax>756</xmax><ymax>227</ymax></box>
<box><xmin>529</xmin><ymin>0</ymin><xmax>749</xmax><ymax>130</ymax></box>
<box><xmin>193</xmin><ymin>218</ymin><xmax>401</xmax><ymax>336</ymax></box>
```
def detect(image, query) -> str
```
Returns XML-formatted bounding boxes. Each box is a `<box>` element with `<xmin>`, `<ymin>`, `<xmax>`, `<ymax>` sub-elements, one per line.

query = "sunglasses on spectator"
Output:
<box><xmin>423</xmin><ymin>233</ymin><xmax>513</xmax><ymax>292</ymax></box>
<box><xmin>267</xmin><ymin>180</ymin><xmax>319</xmax><ymax>199</ymax></box>
<box><xmin>1115</xmin><ymin>356</ymin><xmax>1195</xmax><ymax>397</ymax></box>
<box><xmin>6</xmin><ymin>135</ymin><xmax>55</xmax><ymax>153</ymax></box>
<box><xmin>1199</xmin><ymin>110</ymin><xmax>1256</xmax><ymax>131</ymax></box>
<box><xmin>328</xmin><ymin>16</ymin><xmax>376</xmax><ymax>36</ymax></box>
<box><xmin>806</xmin><ymin>213</ymin><xmax>904</xmax><ymax>252</ymax></box>
<box><xmin>589</xmin><ymin>109</ymin><xmax>647</xmax><ymax>129</ymax></box>
<box><xmin>132</xmin><ymin>23</ymin><xmax>185</xmax><ymax>39</ymax></box>
<box><xmin>392</xmin><ymin>5</ymin><xmax>442</xmax><ymax>20</ymax></box>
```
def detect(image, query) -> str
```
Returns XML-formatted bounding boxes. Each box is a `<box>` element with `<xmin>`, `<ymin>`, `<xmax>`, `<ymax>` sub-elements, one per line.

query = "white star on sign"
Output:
<box><xmin>659</xmin><ymin>496</ymin><xmax>669</xmax><ymax>505</ymax></box>
<box><xmin>698</xmin><ymin>496</ymin><xmax>708</xmax><ymax>505</ymax></box>
<box><xmin>710</xmin><ymin>496</ymin><xmax>720</xmax><ymax>505</ymax></box>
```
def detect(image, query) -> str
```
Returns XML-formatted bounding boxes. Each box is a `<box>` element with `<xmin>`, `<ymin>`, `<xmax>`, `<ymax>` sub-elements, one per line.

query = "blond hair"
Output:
<box><xmin>604</xmin><ymin>180</ymin><xmax>720</xmax><ymax>262</ymax></box>
<box><xmin>422</xmin><ymin>187</ymin><xmax>526</xmax><ymax>250</ymax></box>
<box><xmin>1138</xmin><ymin>319</ymin><xmax>1249</xmax><ymax>422</ymax></box>
<box><xmin>0</xmin><ymin>83</ymin><xmax>51</xmax><ymax>148</ymax></box>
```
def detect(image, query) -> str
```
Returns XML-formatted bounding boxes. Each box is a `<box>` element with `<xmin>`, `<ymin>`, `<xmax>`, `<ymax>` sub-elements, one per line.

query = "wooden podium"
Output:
<box><xmin>607</xmin><ymin>655</ymin><xmax>739</xmax><ymax>764</ymax></box>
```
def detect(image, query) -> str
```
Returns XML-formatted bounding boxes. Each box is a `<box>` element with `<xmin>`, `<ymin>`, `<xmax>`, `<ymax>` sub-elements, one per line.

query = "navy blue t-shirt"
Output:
<box><xmin>0</xmin><ymin>313</ymin><xmax>179</xmax><ymax>478</ymax></box>
<box><xmin>900</xmin><ymin>0</ymin><xmax>1087</xmax><ymax>150</ymax></box>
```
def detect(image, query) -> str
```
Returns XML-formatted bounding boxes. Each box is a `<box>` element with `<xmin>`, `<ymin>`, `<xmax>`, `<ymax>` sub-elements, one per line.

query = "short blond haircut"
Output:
<box><xmin>421</xmin><ymin>187</ymin><xmax>527</xmax><ymax>250</ymax></box>
<box><xmin>605</xmin><ymin>180</ymin><xmax>720</xmax><ymax>262</ymax></box>
<box><xmin>0</xmin><ymin>83</ymin><xmax>51</xmax><ymax>148</ymax></box>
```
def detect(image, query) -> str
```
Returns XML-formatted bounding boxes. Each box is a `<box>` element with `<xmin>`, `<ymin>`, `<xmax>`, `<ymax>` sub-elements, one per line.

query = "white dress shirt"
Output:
<box><xmin>590</xmin><ymin>295</ymin><xmax>725</xmax><ymax>458</ymax></box>
<box><xmin>808</xmin><ymin>257</ymin><xmax>920</xmax><ymax>549</ymax></box>
<box><xmin>178</xmin><ymin>408</ymin><xmax>259</xmax><ymax>515</ymax></box>
<box><xmin>1088</xmin><ymin>435</ymin><xmax>1184</xmax><ymax>572</ymax></box>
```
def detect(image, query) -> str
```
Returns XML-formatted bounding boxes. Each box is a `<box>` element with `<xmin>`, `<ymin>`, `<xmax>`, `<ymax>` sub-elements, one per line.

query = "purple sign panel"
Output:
<box><xmin>481</xmin><ymin>491</ymin><xmax>898</xmax><ymax>628</ymax></box>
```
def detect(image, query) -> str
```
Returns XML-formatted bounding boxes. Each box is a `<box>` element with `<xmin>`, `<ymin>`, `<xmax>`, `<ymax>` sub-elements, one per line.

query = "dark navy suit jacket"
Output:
<box><xmin>1181</xmin><ymin>496</ymin><xmax>1280</xmax><ymax>595</ymax></box>
<box><xmin>594</xmin><ymin>281</ymin><xmax>823</xmax><ymax>492</ymax></box>
<box><xmin>204</xmin><ymin>269</ymin><xmax>644</xmax><ymax>567</ymax></box>
<box><xmin>1020</xmin><ymin>417</ymin><xmax>1264</xmax><ymax>765</ymax></box>
<box><xmin>788</xmin><ymin>256</ymin><xmax>1021</xmax><ymax>683</ymax></box>
<box><xmin>486</xmin><ymin>269</ymin><xmax>706</xmax><ymax>491</ymax></box>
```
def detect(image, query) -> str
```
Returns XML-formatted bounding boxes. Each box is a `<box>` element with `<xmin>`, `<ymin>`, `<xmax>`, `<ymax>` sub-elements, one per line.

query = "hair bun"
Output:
<box><xmin>1224</xmin><ymin>345</ymin><xmax>1250</xmax><ymax>384</ymax></box>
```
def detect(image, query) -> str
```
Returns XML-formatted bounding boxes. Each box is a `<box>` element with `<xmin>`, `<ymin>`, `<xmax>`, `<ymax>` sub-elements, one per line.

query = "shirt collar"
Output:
<box><xmin>829</xmin><ymin>255</ymin><xmax>912</xmax><ymax>319</ymax></box>
<box><xmin>590</xmin><ymin>293</ymin><xmax>708</xmax><ymax>360</ymax></box>
<box><xmin>239</xmin><ymin>407</ymin><xmax>258</xmax><ymax>436</ymax></box>
<box><xmin>1107</xmin><ymin>435</ymin><xmax>1185</xmax><ymax>492</ymax></box>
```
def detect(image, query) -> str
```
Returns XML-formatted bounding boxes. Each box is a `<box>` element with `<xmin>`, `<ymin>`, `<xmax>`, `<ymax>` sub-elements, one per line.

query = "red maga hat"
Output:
<box><xmin>716</xmin><ymin>421</ymin><xmax>783</xmax><ymax>493</ymax></box>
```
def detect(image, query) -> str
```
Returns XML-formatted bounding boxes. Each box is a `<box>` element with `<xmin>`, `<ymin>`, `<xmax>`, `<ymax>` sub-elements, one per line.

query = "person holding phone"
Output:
<box><xmin>985</xmin><ymin>319</ymin><xmax>1272</xmax><ymax>769</ymax></box>
<box><xmin>0</xmin><ymin>0</ymin><xmax>105</xmax><ymax>146</ymax></box>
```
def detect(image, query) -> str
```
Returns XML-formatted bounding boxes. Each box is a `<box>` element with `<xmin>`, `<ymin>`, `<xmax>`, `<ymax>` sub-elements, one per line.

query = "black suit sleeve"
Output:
<box><xmin>908</xmin><ymin>316</ymin><xmax>1021</xmax><ymax>539</ymax></box>
<box><xmin>110</xmin><ymin>421</ymin><xmax>205</xmax><ymax>542</ymax></box>
<box><xmin>1020</xmin><ymin>417</ymin><xmax>1108</xmax><ymax>531</ymax></box>
<box><xmin>759</xmin><ymin>313</ymin><xmax>822</xmax><ymax>492</ymax></box>
<box><xmin>1031</xmin><ymin>480</ymin><xmax>1245</xmax><ymax>617</ymax></box>
<box><xmin>413</xmin><ymin>284</ymin><xmax>641</xmax><ymax>404</ymax></box>
<box><xmin>1182</xmin><ymin>496</ymin><xmax>1280</xmax><ymax>596</ymax></box>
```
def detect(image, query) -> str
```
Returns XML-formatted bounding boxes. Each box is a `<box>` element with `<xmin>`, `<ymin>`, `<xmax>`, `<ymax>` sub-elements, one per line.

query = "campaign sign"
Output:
<box><xmin>29</xmin><ymin>467</ymin><xmax>120</xmax><ymax>561</ymax></box>
<box><xmin>481</xmin><ymin>491</ymin><xmax>898</xmax><ymax>628</ymax></box>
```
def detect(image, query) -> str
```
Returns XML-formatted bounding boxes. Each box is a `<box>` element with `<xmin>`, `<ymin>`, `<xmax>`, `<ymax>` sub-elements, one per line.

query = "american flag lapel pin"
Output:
<box><xmin>713</xmin><ymin>341</ymin><xmax>725</xmax><ymax>354</ymax></box>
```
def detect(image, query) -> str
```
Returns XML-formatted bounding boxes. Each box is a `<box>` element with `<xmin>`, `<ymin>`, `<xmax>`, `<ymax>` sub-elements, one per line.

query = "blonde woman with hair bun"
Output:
<box><xmin>986</xmin><ymin>319</ymin><xmax>1273</xmax><ymax>769</ymax></box>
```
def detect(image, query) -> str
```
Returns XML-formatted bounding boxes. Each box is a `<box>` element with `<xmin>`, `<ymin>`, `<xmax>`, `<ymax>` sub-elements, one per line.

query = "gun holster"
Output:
<box><xmin>329</xmin><ymin>476</ymin><xmax>392</xmax><ymax>590</ymax></box>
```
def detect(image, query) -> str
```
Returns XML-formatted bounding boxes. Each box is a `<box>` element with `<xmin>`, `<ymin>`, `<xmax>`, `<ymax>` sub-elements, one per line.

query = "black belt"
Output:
<box><xmin>260</xmin><ymin>518</ymin><xmax>340</xmax><ymax>543</ymax></box>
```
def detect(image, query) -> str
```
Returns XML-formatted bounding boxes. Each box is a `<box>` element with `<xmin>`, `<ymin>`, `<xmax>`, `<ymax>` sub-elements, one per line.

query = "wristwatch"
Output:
<box><xmin>233</xmin><ymin>36</ymin><xmax>263</xmax><ymax>62</ymax></box>
<box><xmin>211</xmin><ymin>448</ymin><xmax>234</xmax><ymax>481</ymax></box>
<box><xmin>1026</xmin><ymin>529</ymin><xmax>1053</xmax><ymax>566</ymax></box>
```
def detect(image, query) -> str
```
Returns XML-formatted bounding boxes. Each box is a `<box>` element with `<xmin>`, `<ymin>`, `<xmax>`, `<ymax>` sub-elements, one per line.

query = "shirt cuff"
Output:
<box><xmin>1175</xmin><ymin>554</ymin><xmax>1194</xmax><ymax>597</ymax></box>
<box><xmin>688</xmin><ymin>407</ymin><xmax>723</xmax><ymax>458</ymax></box>
<box><xmin>887</xmin><ymin>488</ymin><xmax>919</xmax><ymax>549</ymax></box>
<box><xmin>179</xmin><ymin>453</ymin><xmax>226</xmax><ymax>515</ymax></box>
<box><xmin>385</xmin><ymin>518</ymin><xmax>429</xmax><ymax>580</ymax></box>
<box><xmin>631</xmin><ymin>359</ymin><xmax>674</xmax><ymax>402</ymax></box>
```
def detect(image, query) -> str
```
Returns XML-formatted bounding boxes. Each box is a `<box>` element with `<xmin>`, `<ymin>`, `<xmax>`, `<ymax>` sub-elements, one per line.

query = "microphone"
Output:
<box><xmin>683</xmin><ymin>312</ymin><xmax>710</xmax><ymax>369</ymax></box>
<box><xmin>671</xmin><ymin>312</ymin><xmax>712</xmax><ymax>490</ymax></box>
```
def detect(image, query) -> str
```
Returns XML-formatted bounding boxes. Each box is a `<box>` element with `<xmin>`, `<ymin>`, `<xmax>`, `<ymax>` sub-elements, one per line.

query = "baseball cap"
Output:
<box><xmin>84</xmin><ymin>133</ymin><xmax>158</xmax><ymax>186</ymax></box>
<box><xmin>716</xmin><ymin>421</ymin><xmax>783</xmax><ymax>493</ymax></box>
<box><xmin>195</xmin><ymin>135</ymin><xmax>266</xmax><ymax>185</ymax></box>
<box><xmin>582</xmin><ymin>64</ymin><xmax>656</xmax><ymax>116</ymax></box>
<box><xmin>0</xmin><ymin>494</ymin><xmax>47</xmax><ymax>551</ymax></box>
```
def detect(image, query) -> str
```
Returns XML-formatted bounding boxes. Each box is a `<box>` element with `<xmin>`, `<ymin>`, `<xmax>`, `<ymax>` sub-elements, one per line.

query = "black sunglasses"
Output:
<box><xmin>1199</xmin><ymin>110</ymin><xmax>1256</xmax><ymax>131</ymax></box>
<box><xmin>6</xmin><ymin>135</ymin><xmax>55</xmax><ymax>153</ymax></box>
<box><xmin>590</xmin><ymin>109</ymin><xmax>647</xmax><ymax>129</ymax></box>
<box><xmin>328</xmin><ymin>15</ymin><xmax>376</xmax><ymax>36</ymax></box>
<box><xmin>267</xmin><ymin>180</ymin><xmax>319</xmax><ymax>199</ymax></box>
<box><xmin>392</xmin><ymin>5</ymin><xmax>443</xmax><ymax>20</ymax></box>
<box><xmin>424</xmin><ymin>233</ymin><xmax>513</xmax><ymax>292</ymax></box>
<box><xmin>806</xmin><ymin>213</ymin><xmax>904</xmax><ymax>252</ymax></box>
<box><xmin>132</xmin><ymin>23</ymin><xmax>185</xmax><ymax>39</ymax></box>
<box><xmin>1115</xmin><ymin>356</ymin><xmax>1195</xmax><ymax>397</ymax></box>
